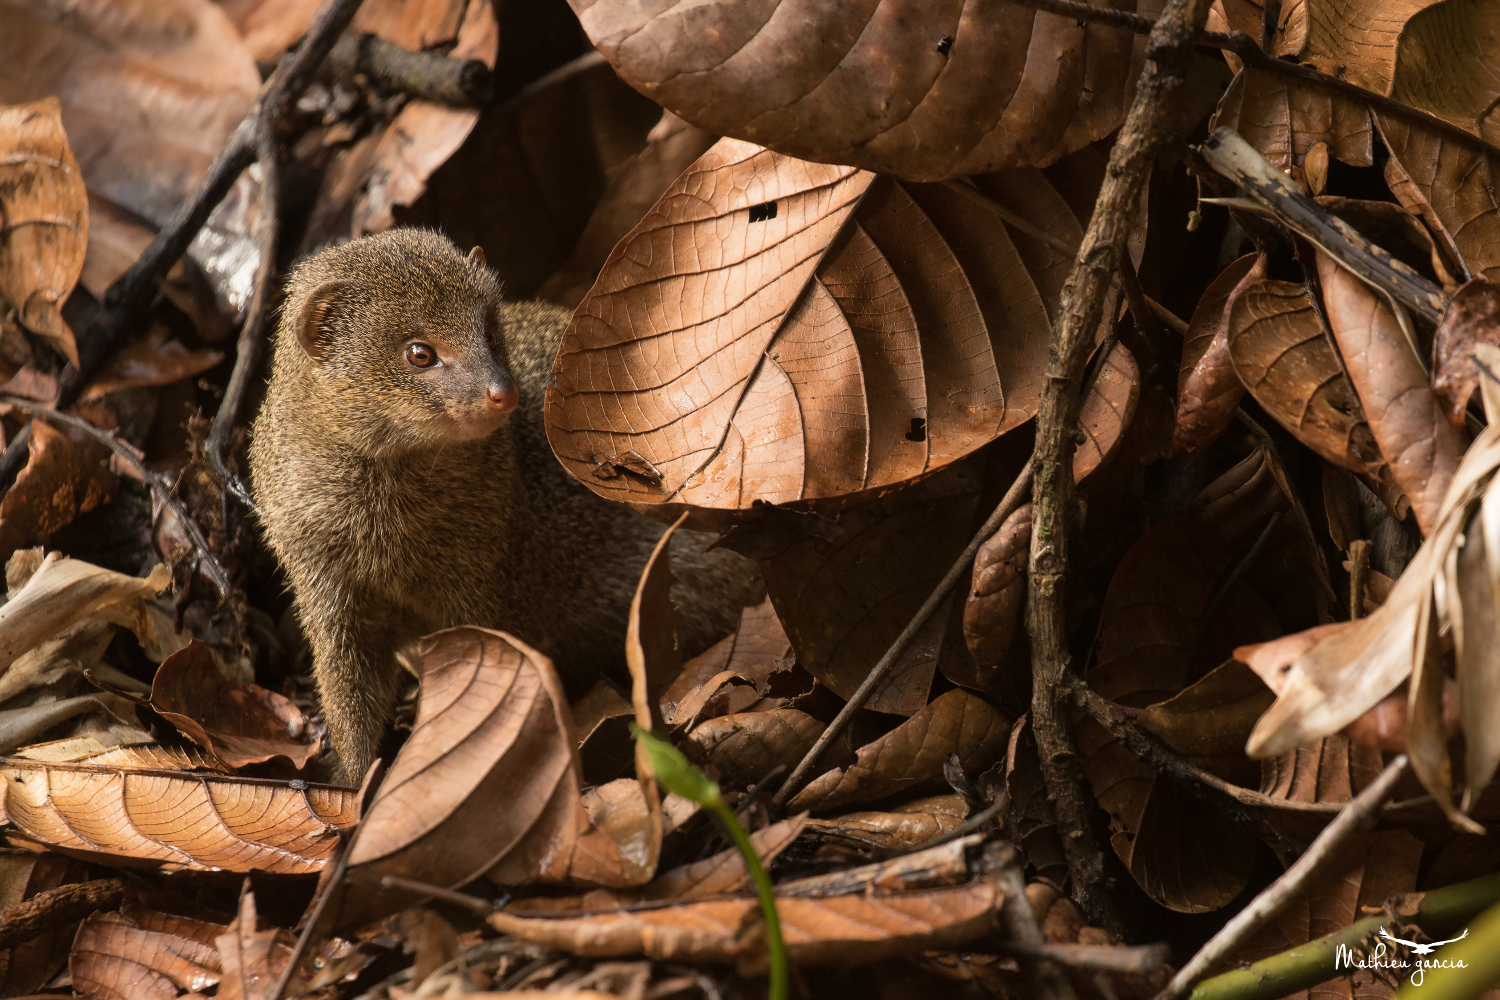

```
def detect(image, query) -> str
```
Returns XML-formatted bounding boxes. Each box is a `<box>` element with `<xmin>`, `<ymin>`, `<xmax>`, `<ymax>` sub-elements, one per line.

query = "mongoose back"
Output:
<box><xmin>249</xmin><ymin>229</ymin><xmax>760</xmax><ymax>784</ymax></box>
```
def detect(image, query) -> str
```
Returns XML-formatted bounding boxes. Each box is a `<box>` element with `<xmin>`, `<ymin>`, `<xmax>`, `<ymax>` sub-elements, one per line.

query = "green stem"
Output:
<box><xmin>1189</xmin><ymin>874</ymin><xmax>1500</xmax><ymax>1000</ymax></box>
<box><xmin>712</xmin><ymin>801</ymin><xmax>788</xmax><ymax>1000</ymax></box>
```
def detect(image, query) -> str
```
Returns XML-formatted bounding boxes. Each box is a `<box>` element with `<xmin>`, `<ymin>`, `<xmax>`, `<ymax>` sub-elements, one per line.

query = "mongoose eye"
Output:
<box><xmin>406</xmin><ymin>343</ymin><xmax>438</xmax><ymax>368</ymax></box>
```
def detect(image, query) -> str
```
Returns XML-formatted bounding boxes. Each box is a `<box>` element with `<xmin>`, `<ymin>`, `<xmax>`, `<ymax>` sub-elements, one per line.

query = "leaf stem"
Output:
<box><xmin>712</xmin><ymin>800</ymin><xmax>788</xmax><ymax>1000</ymax></box>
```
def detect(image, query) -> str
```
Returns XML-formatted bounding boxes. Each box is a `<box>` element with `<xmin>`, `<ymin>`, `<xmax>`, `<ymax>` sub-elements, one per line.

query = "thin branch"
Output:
<box><xmin>772</xmin><ymin>461</ymin><xmax>1035</xmax><ymax>807</ymax></box>
<box><xmin>0</xmin><ymin>878</ymin><xmax>128</xmax><ymax>951</ymax></box>
<box><xmin>0</xmin><ymin>398</ymin><xmax>234</xmax><ymax>599</ymax></box>
<box><xmin>0</xmin><ymin>0</ymin><xmax>366</xmax><ymax>494</ymax></box>
<box><xmin>1025</xmin><ymin>0</ymin><xmax>1215</xmax><ymax>929</ymax></box>
<box><xmin>988</xmin><ymin>843</ymin><xmax>1081</xmax><ymax>1000</ymax></box>
<box><xmin>1008</xmin><ymin>0</ymin><xmax>1500</xmax><ymax>161</ymax></box>
<box><xmin>318</xmin><ymin>32</ymin><xmax>494</xmax><ymax>106</ymax></box>
<box><xmin>988</xmin><ymin>940</ymin><xmax>1173</xmax><ymax>975</ymax></box>
<box><xmin>1158</xmin><ymin>754</ymin><xmax>1413</xmax><ymax>1000</ymax></box>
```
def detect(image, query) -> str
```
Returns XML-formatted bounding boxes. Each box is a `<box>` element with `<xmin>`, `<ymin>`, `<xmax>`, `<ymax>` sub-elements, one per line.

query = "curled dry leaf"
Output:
<box><xmin>660</xmin><ymin>597</ymin><xmax>791</xmax><ymax>716</ymax></box>
<box><xmin>787</xmin><ymin>689</ymin><xmax>1010</xmax><ymax>814</ymax></box>
<box><xmin>1432</xmin><ymin>276</ymin><xmax>1500</xmax><ymax>427</ymax></box>
<box><xmin>546</xmin><ymin>139</ymin><xmax>1066</xmax><ymax>518</ymax></box>
<box><xmin>1212</xmin><ymin>68</ymin><xmax>1373</xmax><ymax>175</ymax></box>
<box><xmin>1316</xmin><ymin>254</ymin><xmax>1467</xmax><ymax>535</ymax></box>
<box><xmin>0</xmin><ymin>0</ymin><xmax>262</xmax><ymax>309</ymax></box>
<box><xmin>1173</xmin><ymin>253</ymin><xmax>1263</xmax><ymax>455</ymax></box>
<box><xmin>150</xmin><ymin>641</ymin><xmax>319</xmax><ymax>769</ymax></box>
<box><xmin>0</xmin><ymin>418</ymin><xmax>117</xmax><ymax>561</ymax></box>
<box><xmin>15</xmin><ymin>736</ymin><xmax>229</xmax><ymax>772</ymax></box>
<box><xmin>1389</xmin><ymin>0</ymin><xmax>1500</xmax><ymax>144</ymax></box>
<box><xmin>71</xmin><ymin>904</ymin><xmax>229</xmax><ymax>999</ymax></box>
<box><xmin>0</xmin><ymin>552</ymin><xmax>169</xmax><ymax>677</ymax></box>
<box><xmin>341</xmin><ymin>628</ymin><xmax>656</xmax><ymax>930</ymax></box>
<box><xmin>963</xmin><ymin>502</ymin><xmax>1033</xmax><ymax>670</ymax></box>
<box><xmin>804</xmin><ymin>794</ymin><xmax>969</xmax><ymax>851</ymax></box>
<box><xmin>0</xmin><ymin>97</ymin><xmax>87</xmax><ymax>365</ymax></box>
<box><xmin>569</xmin><ymin>0</ymin><xmax>1155</xmax><ymax>180</ymax></box>
<box><xmin>82</xmin><ymin>323</ymin><xmax>224</xmax><ymax>401</ymax></box>
<box><xmin>1226</xmin><ymin>279</ymin><xmax>1392</xmax><ymax>483</ymax></box>
<box><xmin>0</xmin><ymin>757</ymin><xmax>356</xmax><ymax>872</ymax></box>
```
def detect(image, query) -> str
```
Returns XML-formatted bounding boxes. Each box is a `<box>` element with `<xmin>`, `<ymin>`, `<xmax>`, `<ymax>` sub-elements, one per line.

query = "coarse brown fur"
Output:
<box><xmin>249</xmin><ymin>229</ymin><xmax>760</xmax><ymax>785</ymax></box>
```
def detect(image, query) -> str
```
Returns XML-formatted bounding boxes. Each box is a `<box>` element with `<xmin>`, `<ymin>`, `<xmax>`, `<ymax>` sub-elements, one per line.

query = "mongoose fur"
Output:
<box><xmin>249</xmin><ymin>229</ymin><xmax>761</xmax><ymax>785</ymax></box>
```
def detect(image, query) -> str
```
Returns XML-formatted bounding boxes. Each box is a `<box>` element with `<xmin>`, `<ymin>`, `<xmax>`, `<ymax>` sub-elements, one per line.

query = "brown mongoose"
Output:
<box><xmin>249</xmin><ymin>229</ymin><xmax>761</xmax><ymax>785</ymax></box>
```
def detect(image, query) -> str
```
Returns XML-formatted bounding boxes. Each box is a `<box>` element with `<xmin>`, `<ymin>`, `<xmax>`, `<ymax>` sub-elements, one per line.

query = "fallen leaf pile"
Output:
<box><xmin>1</xmin><ymin>0</ymin><xmax>1500</xmax><ymax>998</ymax></box>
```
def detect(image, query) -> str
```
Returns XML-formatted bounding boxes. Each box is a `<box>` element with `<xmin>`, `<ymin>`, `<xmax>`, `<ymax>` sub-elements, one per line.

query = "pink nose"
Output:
<box><xmin>486</xmin><ymin>384</ymin><xmax>518</xmax><ymax>414</ymax></box>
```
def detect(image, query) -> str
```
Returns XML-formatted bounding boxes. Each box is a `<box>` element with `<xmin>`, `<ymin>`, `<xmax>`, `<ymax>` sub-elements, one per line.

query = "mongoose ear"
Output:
<box><xmin>467</xmin><ymin>245</ymin><xmax>486</xmax><ymax>267</ymax></box>
<box><xmin>294</xmin><ymin>280</ymin><xmax>347</xmax><ymax>362</ymax></box>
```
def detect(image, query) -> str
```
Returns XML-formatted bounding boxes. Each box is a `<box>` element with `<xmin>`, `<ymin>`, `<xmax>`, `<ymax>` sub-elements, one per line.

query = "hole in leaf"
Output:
<box><xmin>936</xmin><ymin>35</ymin><xmax>954</xmax><ymax>55</ymax></box>
<box><xmin>748</xmin><ymin>201</ymin><xmax>778</xmax><ymax>223</ymax></box>
<box><xmin>905</xmin><ymin>417</ymin><xmax>927</xmax><ymax>442</ymax></box>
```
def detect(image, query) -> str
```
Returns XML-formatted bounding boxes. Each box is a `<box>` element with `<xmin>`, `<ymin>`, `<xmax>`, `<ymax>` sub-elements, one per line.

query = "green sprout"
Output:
<box><xmin>632</xmin><ymin>723</ymin><xmax>787</xmax><ymax>1000</ymax></box>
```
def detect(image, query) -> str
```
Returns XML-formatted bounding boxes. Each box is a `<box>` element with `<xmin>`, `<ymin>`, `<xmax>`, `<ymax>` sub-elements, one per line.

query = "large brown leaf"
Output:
<box><xmin>1380</xmin><ymin>116</ymin><xmax>1500</xmax><ymax>285</ymax></box>
<box><xmin>1174</xmin><ymin>253</ymin><xmax>1263</xmax><ymax>455</ymax></box>
<box><xmin>1315</xmin><ymin>253</ymin><xmax>1466</xmax><ymax>534</ymax></box>
<box><xmin>546</xmin><ymin>139</ymin><xmax>1067</xmax><ymax>518</ymax></box>
<box><xmin>0</xmin><ymin>757</ymin><xmax>356</xmax><ymax>873</ymax></box>
<box><xmin>1390</xmin><ymin>0</ymin><xmax>1500</xmax><ymax>144</ymax></box>
<box><xmin>1211</xmin><ymin>68</ymin><xmax>1372</xmax><ymax>176</ymax></box>
<box><xmin>567</xmin><ymin>0</ymin><xmax>1160</xmax><ymax>181</ymax></box>
<box><xmin>0</xmin><ymin>0</ymin><xmax>262</xmax><ymax>308</ymax></box>
<box><xmin>787</xmin><ymin>688</ymin><xmax>1009</xmax><ymax>814</ymax></box>
<box><xmin>71</xmin><ymin>905</ymin><xmax>228</xmax><ymax>999</ymax></box>
<box><xmin>0</xmin><ymin>98</ymin><xmax>87</xmax><ymax>365</ymax></box>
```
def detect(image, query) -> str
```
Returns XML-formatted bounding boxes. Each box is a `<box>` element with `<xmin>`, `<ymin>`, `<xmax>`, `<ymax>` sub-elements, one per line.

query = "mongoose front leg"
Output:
<box><xmin>303</xmin><ymin>604</ymin><xmax>406</xmax><ymax>786</ymax></box>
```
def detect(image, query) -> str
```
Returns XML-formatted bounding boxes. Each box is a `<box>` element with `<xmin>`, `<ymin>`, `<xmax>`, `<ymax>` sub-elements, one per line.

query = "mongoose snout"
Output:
<box><xmin>249</xmin><ymin>229</ymin><xmax>762</xmax><ymax>785</ymax></box>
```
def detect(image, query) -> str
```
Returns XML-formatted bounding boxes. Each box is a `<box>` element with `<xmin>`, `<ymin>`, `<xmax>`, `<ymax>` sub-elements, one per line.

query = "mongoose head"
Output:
<box><xmin>275</xmin><ymin>229</ymin><xmax>519</xmax><ymax>456</ymax></box>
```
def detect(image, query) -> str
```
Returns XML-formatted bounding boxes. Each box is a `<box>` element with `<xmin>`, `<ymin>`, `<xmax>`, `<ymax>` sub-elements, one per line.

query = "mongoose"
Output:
<box><xmin>249</xmin><ymin>229</ymin><xmax>761</xmax><ymax>785</ymax></box>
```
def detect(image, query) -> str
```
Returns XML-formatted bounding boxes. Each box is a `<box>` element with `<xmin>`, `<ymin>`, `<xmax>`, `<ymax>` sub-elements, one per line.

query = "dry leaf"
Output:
<box><xmin>683</xmin><ymin>709</ymin><xmax>826</xmax><ymax>792</ymax></box>
<box><xmin>1432</xmin><ymin>276</ymin><xmax>1500</xmax><ymax>427</ymax></box>
<box><xmin>0</xmin><ymin>97</ymin><xmax>87</xmax><ymax>365</ymax></box>
<box><xmin>0</xmin><ymin>418</ymin><xmax>117</xmax><ymax>560</ymax></box>
<box><xmin>1315</xmin><ymin>253</ymin><xmax>1466</xmax><ymax>534</ymax></box>
<box><xmin>1226</xmin><ymin>279</ymin><xmax>1390</xmax><ymax>480</ymax></box>
<box><xmin>546</xmin><ymin>140</ymin><xmax>1062</xmax><ymax>517</ymax></box>
<box><xmin>150</xmin><ymin>641</ymin><xmax>320</xmax><ymax>769</ymax></box>
<box><xmin>788</xmin><ymin>689</ymin><xmax>1010</xmax><ymax>814</ymax></box>
<box><xmin>215</xmin><ymin>891</ymin><xmax>292</xmax><ymax>1000</ymax></box>
<box><xmin>805</xmin><ymin>795</ymin><xmax>969</xmax><ymax>851</ymax></box>
<box><xmin>568</xmin><ymin>0</ymin><xmax>1157</xmax><ymax>180</ymax></box>
<box><xmin>0</xmin><ymin>851</ymin><xmax>86</xmax><ymax>995</ymax></box>
<box><xmin>0</xmin><ymin>0</ymin><xmax>263</xmax><ymax>309</ymax></box>
<box><xmin>660</xmin><ymin>597</ymin><xmax>792</xmax><ymax>715</ymax></box>
<box><xmin>0</xmin><ymin>553</ymin><xmax>169</xmax><ymax>677</ymax></box>
<box><xmin>71</xmin><ymin>905</ymin><xmax>228</xmax><ymax>999</ymax></box>
<box><xmin>0</xmin><ymin>757</ymin><xmax>355</xmax><ymax>872</ymax></box>
<box><xmin>82</xmin><ymin>323</ymin><xmax>224</xmax><ymax>401</ymax></box>
<box><xmin>963</xmin><ymin>503</ymin><xmax>1032</xmax><ymax>670</ymax></box>
<box><xmin>1174</xmin><ymin>253</ymin><xmax>1263</xmax><ymax>454</ymax></box>
<box><xmin>1379</xmin><ymin>116</ymin><xmax>1500</xmax><ymax>284</ymax></box>
<box><xmin>1212</xmin><ymin>68</ymin><xmax>1372</xmax><ymax>174</ymax></box>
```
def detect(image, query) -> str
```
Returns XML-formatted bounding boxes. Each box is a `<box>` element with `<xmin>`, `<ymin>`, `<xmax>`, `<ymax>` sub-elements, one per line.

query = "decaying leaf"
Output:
<box><xmin>546</xmin><ymin>139</ymin><xmax>1068</xmax><ymax>517</ymax></box>
<box><xmin>1316</xmin><ymin>253</ymin><xmax>1466</xmax><ymax>534</ymax></box>
<box><xmin>1174</xmin><ymin>253</ymin><xmax>1263</xmax><ymax>454</ymax></box>
<box><xmin>0</xmin><ymin>97</ymin><xmax>88</xmax><ymax>365</ymax></box>
<box><xmin>660</xmin><ymin>597</ymin><xmax>792</xmax><ymax>717</ymax></box>
<box><xmin>0</xmin><ymin>757</ymin><xmax>355</xmax><ymax>872</ymax></box>
<box><xmin>682</xmin><ymin>709</ymin><xmax>826</xmax><ymax>792</ymax></box>
<box><xmin>1379</xmin><ymin>116</ymin><xmax>1500</xmax><ymax>285</ymax></box>
<box><xmin>788</xmin><ymin>689</ymin><xmax>1009</xmax><ymax>814</ymax></box>
<box><xmin>82</xmin><ymin>323</ymin><xmax>225</xmax><ymax>401</ymax></box>
<box><xmin>963</xmin><ymin>503</ymin><xmax>1033</xmax><ymax>671</ymax></box>
<box><xmin>0</xmin><ymin>419</ymin><xmax>118</xmax><ymax>561</ymax></box>
<box><xmin>1432</xmin><ymin>276</ymin><xmax>1500</xmax><ymax>427</ymax></box>
<box><xmin>0</xmin><ymin>851</ymin><xmax>86</xmax><ymax>995</ymax></box>
<box><xmin>568</xmin><ymin>0</ymin><xmax>1158</xmax><ymax>180</ymax></box>
<box><xmin>149</xmin><ymin>641</ymin><xmax>320</xmax><ymax>769</ymax></box>
<box><xmin>1212</xmin><ymin>68</ymin><xmax>1373</xmax><ymax>176</ymax></box>
<box><xmin>71</xmin><ymin>904</ymin><xmax>228</xmax><ymax>999</ymax></box>
<box><xmin>804</xmin><ymin>795</ymin><xmax>969</xmax><ymax>851</ymax></box>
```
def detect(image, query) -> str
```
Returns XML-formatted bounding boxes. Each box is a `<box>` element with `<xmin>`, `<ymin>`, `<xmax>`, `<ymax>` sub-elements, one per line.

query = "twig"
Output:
<box><xmin>1008</xmin><ymin>0</ymin><xmax>1500</xmax><ymax>161</ymax></box>
<box><xmin>1348</xmin><ymin>538</ymin><xmax>1371</xmax><ymax>619</ymax></box>
<box><xmin>0</xmin><ymin>877</ymin><xmax>128</xmax><ymax>950</ymax></box>
<box><xmin>319</xmin><ymin>32</ymin><xmax>494</xmax><ymax>106</ymax></box>
<box><xmin>0</xmin><ymin>398</ymin><xmax>233</xmax><ymax>598</ymax></box>
<box><xmin>988</xmin><ymin>843</ymin><xmax>1081</xmax><ymax>1000</ymax></box>
<box><xmin>1026</xmin><ymin>0</ymin><xmax>1215</xmax><ymax>929</ymax></box>
<box><xmin>1198</xmin><ymin>129</ymin><xmax>1447</xmax><ymax>326</ymax></box>
<box><xmin>1186</xmin><ymin>871</ymin><xmax>1500</xmax><ymax>1000</ymax></box>
<box><xmin>990</xmin><ymin>940</ymin><xmax>1173</xmax><ymax>975</ymax></box>
<box><xmin>376</xmin><ymin>874</ymin><xmax>497</xmax><ymax>916</ymax></box>
<box><xmin>0</xmin><ymin>0</ymin><xmax>365</xmax><ymax>496</ymax></box>
<box><xmin>1159</xmin><ymin>754</ymin><xmax>1413</xmax><ymax>1000</ymax></box>
<box><xmin>771</xmin><ymin>461</ymin><xmax>1034</xmax><ymax>807</ymax></box>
